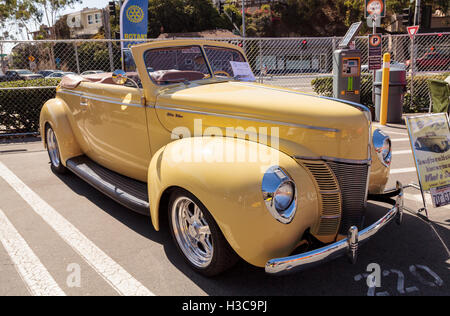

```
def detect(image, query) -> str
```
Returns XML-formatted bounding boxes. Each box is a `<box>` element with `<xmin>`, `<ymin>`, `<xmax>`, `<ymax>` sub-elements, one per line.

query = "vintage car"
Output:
<box><xmin>40</xmin><ymin>40</ymin><xmax>403</xmax><ymax>276</ymax></box>
<box><xmin>415</xmin><ymin>132</ymin><xmax>450</xmax><ymax>153</ymax></box>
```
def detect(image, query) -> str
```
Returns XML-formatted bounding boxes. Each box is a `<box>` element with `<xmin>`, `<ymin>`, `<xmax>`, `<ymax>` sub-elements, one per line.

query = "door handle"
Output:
<box><xmin>80</xmin><ymin>96</ymin><xmax>88</xmax><ymax>108</ymax></box>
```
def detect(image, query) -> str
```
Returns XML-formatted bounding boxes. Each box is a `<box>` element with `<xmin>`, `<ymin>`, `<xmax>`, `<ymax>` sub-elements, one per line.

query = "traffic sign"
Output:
<box><xmin>365</xmin><ymin>0</ymin><xmax>385</xmax><ymax>18</ymax></box>
<box><xmin>407</xmin><ymin>25</ymin><xmax>419</xmax><ymax>40</ymax></box>
<box><xmin>28</xmin><ymin>55</ymin><xmax>35</xmax><ymax>62</ymax></box>
<box><xmin>368</xmin><ymin>34</ymin><xmax>382</xmax><ymax>70</ymax></box>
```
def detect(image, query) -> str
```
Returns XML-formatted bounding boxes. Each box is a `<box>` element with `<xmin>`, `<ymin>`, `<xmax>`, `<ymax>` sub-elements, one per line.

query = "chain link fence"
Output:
<box><xmin>1</xmin><ymin>33</ymin><xmax>449</xmax><ymax>136</ymax></box>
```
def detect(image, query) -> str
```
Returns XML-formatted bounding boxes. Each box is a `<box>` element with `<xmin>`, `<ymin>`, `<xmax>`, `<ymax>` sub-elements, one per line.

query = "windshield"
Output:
<box><xmin>203</xmin><ymin>46</ymin><xmax>252</xmax><ymax>81</ymax></box>
<box><xmin>144</xmin><ymin>45</ymin><xmax>211</xmax><ymax>85</ymax></box>
<box><xmin>143</xmin><ymin>44</ymin><xmax>255</xmax><ymax>85</ymax></box>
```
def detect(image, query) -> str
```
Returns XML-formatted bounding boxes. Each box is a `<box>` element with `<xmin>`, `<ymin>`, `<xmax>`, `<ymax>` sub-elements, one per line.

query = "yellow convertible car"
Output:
<box><xmin>40</xmin><ymin>40</ymin><xmax>403</xmax><ymax>276</ymax></box>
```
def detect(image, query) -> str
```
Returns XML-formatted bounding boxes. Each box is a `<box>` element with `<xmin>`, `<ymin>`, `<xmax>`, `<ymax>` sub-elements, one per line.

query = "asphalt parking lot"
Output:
<box><xmin>0</xmin><ymin>123</ymin><xmax>448</xmax><ymax>296</ymax></box>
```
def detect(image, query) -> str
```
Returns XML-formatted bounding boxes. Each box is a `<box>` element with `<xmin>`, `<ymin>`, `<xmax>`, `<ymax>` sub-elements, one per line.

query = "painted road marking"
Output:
<box><xmin>0</xmin><ymin>208</ymin><xmax>66</xmax><ymax>296</ymax></box>
<box><xmin>390</xmin><ymin>167</ymin><xmax>416</xmax><ymax>174</ymax></box>
<box><xmin>393</xmin><ymin>150</ymin><xmax>412</xmax><ymax>155</ymax></box>
<box><xmin>391</xmin><ymin>138</ymin><xmax>410</xmax><ymax>142</ymax></box>
<box><xmin>384</xmin><ymin>131</ymin><xmax>408</xmax><ymax>136</ymax></box>
<box><xmin>0</xmin><ymin>162</ymin><xmax>155</xmax><ymax>296</ymax></box>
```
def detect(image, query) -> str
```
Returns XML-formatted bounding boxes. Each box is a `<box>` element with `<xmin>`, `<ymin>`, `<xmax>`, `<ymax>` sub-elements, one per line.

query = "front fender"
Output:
<box><xmin>148</xmin><ymin>137</ymin><xmax>319</xmax><ymax>267</ymax></box>
<box><xmin>40</xmin><ymin>97</ymin><xmax>82</xmax><ymax>165</ymax></box>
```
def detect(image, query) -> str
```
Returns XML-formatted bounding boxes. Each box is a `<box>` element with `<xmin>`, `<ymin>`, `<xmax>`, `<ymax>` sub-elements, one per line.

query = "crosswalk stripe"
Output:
<box><xmin>0</xmin><ymin>208</ymin><xmax>66</xmax><ymax>296</ymax></box>
<box><xmin>390</xmin><ymin>167</ymin><xmax>416</xmax><ymax>174</ymax></box>
<box><xmin>391</xmin><ymin>138</ymin><xmax>410</xmax><ymax>142</ymax></box>
<box><xmin>0</xmin><ymin>162</ymin><xmax>154</xmax><ymax>296</ymax></box>
<box><xmin>392</xmin><ymin>150</ymin><xmax>412</xmax><ymax>155</ymax></box>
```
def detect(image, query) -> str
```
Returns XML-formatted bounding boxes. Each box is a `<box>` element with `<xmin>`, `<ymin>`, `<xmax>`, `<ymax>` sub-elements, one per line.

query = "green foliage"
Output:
<box><xmin>0</xmin><ymin>78</ymin><xmax>59</xmax><ymax>133</ymax></box>
<box><xmin>404</xmin><ymin>73</ymin><xmax>450</xmax><ymax>113</ymax></box>
<box><xmin>147</xmin><ymin>0</ymin><xmax>229</xmax><ymax>37</ymax></box>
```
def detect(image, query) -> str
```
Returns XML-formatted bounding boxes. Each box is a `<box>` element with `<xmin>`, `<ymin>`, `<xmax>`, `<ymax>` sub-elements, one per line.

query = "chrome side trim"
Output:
<box><xmin>59</xmin><ymin>89</ymin><xmax>145</xmax><ymax>108</ymax></box>
<box><xmin>155</xmin><ymin>104</ymin><xmax>339</xmax><ymax>132</ymax></box>
<box><xmin>265</xmin><ymin>182</ymin><xmax>404</xmax><ymax>275</ymax></box>
<box><xmin>294</xmin><ymin>155</ymin><xmax>371</xmax><ymax>165</ymax></box>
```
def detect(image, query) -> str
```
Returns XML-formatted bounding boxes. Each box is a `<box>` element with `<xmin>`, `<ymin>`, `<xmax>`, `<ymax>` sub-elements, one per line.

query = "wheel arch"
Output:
<box><xmin>40</xmin><ymin>97</ymin><xmax>82</xmax><ymax>165</ymax></box>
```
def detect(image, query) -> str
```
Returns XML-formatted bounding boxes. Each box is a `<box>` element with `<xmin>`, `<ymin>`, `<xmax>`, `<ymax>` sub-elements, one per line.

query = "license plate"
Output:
<box><xmin>430</xmin><ymin>185</ymin><xmax>450</xmax><ymax>208</ymax></box>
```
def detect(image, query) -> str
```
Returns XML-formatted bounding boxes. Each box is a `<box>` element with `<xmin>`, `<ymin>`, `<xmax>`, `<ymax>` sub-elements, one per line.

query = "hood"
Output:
<box><xmin>155</xmin><ymin>81</ymin><xmax>370</xmax><ymax>161</ymax></box>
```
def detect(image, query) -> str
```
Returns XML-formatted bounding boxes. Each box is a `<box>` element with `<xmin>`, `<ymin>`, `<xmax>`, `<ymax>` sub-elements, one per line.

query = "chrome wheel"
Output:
<box><xmin>171</xmin><ymin>196</ymin><xmax>213</xmax><ymax>268</ymax></box>
<box><xmin>46</xmin><ymin>127</ymin><xmax>60</xmax><ymax>168</ymax></box>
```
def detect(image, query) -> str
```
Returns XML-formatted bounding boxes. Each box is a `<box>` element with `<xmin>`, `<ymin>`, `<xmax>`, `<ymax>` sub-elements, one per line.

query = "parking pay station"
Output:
<box><xmin>333</xmin><ymin>22</ymin><xmax>363</xmax><ymax>103</ymax></box>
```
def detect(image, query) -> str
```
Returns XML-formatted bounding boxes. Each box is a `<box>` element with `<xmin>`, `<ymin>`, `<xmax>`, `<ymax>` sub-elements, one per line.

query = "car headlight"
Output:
<box><xmin>373</xmin><ymin>129</ymin><xmax>392</xmax><ymax>167</ymax></box>
<box><xmin>262</xmin><ymin>166</ymin><xmax>297</xmax><ymax>224</ymax></box>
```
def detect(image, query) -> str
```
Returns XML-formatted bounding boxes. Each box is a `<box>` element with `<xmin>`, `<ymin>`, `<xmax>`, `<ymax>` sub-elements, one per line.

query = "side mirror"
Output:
<box><xmin>112</xmin><ymin>70</ymin><xmax>128</xmax><ymax>85</ymax></box>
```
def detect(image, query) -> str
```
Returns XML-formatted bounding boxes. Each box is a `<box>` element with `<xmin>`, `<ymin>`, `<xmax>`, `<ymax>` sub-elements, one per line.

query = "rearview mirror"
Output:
<box><xmin>112</xmin><ymin>70</ymin><xmax>128</xmax><ymax>85</ymax></box>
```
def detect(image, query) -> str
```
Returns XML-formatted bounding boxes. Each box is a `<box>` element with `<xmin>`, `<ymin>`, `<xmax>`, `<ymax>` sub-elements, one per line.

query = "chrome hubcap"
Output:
<box><xmin>171</xmin><ymin>196</ymin><xmax>213</xmax><ymax>268</ymax></box>
<box><xmin>46</xmin><ymin>128</ymin><xmax>60</xmax><ymax>168</ymax></box>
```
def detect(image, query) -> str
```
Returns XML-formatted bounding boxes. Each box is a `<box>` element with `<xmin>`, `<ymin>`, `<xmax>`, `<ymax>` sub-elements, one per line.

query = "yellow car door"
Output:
<box><xmin>81</xmin><ymin>81</ymin><xmax>151</xmax><ymax>182</ymax></box>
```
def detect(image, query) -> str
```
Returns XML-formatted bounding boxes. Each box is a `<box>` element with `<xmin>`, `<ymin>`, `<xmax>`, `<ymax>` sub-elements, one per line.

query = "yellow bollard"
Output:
<box><xmin>379</xmin><ymin>53</ymin><xmax>390</xmax><ymax>125</ymax></box>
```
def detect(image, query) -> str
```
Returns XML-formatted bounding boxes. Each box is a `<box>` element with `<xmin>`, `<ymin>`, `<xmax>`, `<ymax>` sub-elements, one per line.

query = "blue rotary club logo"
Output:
<box><xmin>127</xmin><ymin>5</ymin><xmax>144</xmax><ymax>23</ymax></box>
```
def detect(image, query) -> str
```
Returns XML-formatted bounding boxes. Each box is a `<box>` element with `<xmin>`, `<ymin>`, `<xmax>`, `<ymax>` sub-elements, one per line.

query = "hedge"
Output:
<box><xmin>311</xmin><ymin>72</ymin><xmax>450</xmax><ymax>113</ymax></box>
<box><xmin>0</xmin><ymin>78</ymin><xmax>61</xmax><ymax>134</ymax></box>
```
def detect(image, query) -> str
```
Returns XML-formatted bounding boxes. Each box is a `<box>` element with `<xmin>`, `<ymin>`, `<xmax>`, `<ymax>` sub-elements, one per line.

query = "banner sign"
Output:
<box><xmin>368</xmin><ymin>34</ymin><xmax>382</xmax><ymax>70</ymax></box>
<box><xmin>406</xmin><ymin>113</ymin><xmax>450</xmax><ymax>207</ymax></box>
<box><xmin>120</xmin><ymin>0</ymin><xmax>148</xmax><ymax>49</ymax></box>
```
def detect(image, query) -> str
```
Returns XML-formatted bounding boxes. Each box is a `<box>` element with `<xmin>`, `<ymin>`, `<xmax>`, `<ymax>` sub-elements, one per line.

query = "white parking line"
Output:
<box><xmin>393</xmin><ymin>150</ymin><xmax>412</xmax><ymax>155</ymax></box>
<box><xmin>390</xmin><ymin>167</ymin><xmax>417</xmax><ymax>174</ymax></box>
<box><xmin>0</xmin><ymin>208</ymin><xmax>66</xmax><ymax>296</ymax></box>
<box><xmin>0</xmin><ymin>162</ymin><xmax>154</xmax><ymax>296</ymax></box>
<box><xmin>391</xmin><ymin>138</ymin><xmax>410</xmax><ymax>142</ymax></box>
<box><xmin>385</xmin><ymin>131</ymin><xmax>408</xmax><ymax>136</ymax></box>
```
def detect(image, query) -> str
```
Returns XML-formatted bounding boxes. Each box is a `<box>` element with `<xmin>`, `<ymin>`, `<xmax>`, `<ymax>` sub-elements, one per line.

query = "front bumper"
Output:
<box><xmin>265</xmin><ymin>182</ymin><xmax>404</xmax><ymax>275</ymax></box>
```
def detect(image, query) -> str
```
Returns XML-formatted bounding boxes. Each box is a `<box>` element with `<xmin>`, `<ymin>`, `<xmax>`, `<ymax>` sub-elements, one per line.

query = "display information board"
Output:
<box><xmin>406</xmin><ymin>113</ymin><xmax>450</xmax><ymax>208</ymax></box>
<box><xmin>368</xmin><ymin>34</ymin><xmax>382</xmax><ymax>70</ymax></box>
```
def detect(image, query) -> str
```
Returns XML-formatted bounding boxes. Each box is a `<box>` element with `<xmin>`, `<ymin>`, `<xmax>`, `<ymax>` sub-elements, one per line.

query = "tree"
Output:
<box><xmin>147</xmin><ymin>0</ymin><xmax>229</xmax><ymax>38</ymax></box>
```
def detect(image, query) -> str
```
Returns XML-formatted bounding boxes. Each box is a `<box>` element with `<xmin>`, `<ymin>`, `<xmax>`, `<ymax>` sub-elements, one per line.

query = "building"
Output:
<box><xmin>66</xmin><ymin>8</ymin><xmax>104</xmax><ymax>39</ymax></box>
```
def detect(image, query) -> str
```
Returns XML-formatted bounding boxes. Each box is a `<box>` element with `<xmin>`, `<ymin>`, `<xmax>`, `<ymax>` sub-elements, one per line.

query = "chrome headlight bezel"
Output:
<box><xmin>373</xmin><ymin>129</ymin><xmax>392</xmax><ymax>167</ymax></box>
<box><xmin>262</xmin><ymin>166</ymin><xmax>297</xmax><ymax>224</ymax></box>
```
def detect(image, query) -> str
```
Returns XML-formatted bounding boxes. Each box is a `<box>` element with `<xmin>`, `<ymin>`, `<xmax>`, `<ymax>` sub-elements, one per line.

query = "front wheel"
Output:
<box><xmin>168</xmin><ymin>189</ymin><xmax>238</xmax><ymax>276</ymax></box>
<box><xmin>46</xmin><ymin>125</ymin><xmax>67</xmax><ymax>174</ymax></box>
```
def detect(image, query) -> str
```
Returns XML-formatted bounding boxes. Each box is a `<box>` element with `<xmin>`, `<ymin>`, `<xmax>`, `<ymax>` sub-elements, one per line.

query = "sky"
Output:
<box><xmin>60</xmin><ymin>0</ymin><xmax>111</xmax><ymax>15</ymax></box>
<box><xmin>1</xmin><ymin>0</ymin><xmax>111</xmax><ymax>54</ymax></box>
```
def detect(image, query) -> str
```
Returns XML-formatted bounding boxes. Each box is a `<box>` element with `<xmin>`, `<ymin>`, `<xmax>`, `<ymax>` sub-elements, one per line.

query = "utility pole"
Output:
<box><xmin>103</xmin><ymin>8</ymin><xmax>115</xmax><ymax>72</ymax></box>
<box><xmin>242</xmin><ymin>0</ymin><xmax>245</xmax><ymax>38</ymax></box>
<box><xmin>413</xmin><ymin>0</ymin><xmax>421</xmax><ymax>26</ymax></box>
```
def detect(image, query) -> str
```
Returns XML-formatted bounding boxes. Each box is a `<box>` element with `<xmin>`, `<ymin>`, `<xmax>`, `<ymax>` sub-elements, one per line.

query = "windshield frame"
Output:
<box><xmin>143</xmin><ymin>45</ymin><xmax>213</xmax><ymax>86</ymax></box>
<box><xmin>203</xmin><ymin>45</ymin><xmax>249</xmax><ymax>80</ymax></box>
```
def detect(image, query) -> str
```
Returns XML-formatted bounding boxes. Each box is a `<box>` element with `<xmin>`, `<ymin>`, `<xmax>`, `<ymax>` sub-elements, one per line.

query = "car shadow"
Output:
<box><xmin>53</xmin><ymin>170</ymin><xmax>450</xmax><ymax>296</ymax></box>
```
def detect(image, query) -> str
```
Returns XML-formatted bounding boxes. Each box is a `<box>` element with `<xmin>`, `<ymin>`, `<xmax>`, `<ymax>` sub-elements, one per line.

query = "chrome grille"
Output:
<box><xmin>327</xmin><ymin>161</ymin><xmax>369</xmax><ymax>233</ymax></box>
<box><xmin>302</xmin><ymin>161</ymin><xmax>342</xmax><ymax>236</ymax></box>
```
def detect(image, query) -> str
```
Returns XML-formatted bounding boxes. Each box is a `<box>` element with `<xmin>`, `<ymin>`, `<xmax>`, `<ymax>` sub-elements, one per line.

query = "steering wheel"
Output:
<box><xmin>213</xmin><ymin>70</ymin><xmax>232</xmax><ymax>78</ymax></box>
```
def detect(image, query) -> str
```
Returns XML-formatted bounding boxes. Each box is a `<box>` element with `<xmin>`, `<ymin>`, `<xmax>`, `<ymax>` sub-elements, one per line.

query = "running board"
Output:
<box><xmin>66</xmin><ymin>156</ymin><xmax>150</xmax><ymax>216</ymax></box>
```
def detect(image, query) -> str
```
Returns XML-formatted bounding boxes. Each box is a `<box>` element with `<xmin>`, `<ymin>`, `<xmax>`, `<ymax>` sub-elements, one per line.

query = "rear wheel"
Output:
<box><xmin>168</xmin><ymin>189</ymin><xmax>238</xmax><ymax>276</ymax></box>
<box><xmin>46</xmin><ymin>125</ymin><xmax>67</xmax><ymax>174</ymax></box>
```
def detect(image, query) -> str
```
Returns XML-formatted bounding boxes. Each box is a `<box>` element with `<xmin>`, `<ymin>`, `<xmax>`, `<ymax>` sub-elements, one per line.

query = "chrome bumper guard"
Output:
<box><xmin>265</xmin><ymin>182</ymin><xmax>404</xmax><ymax>275</ymax></box>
